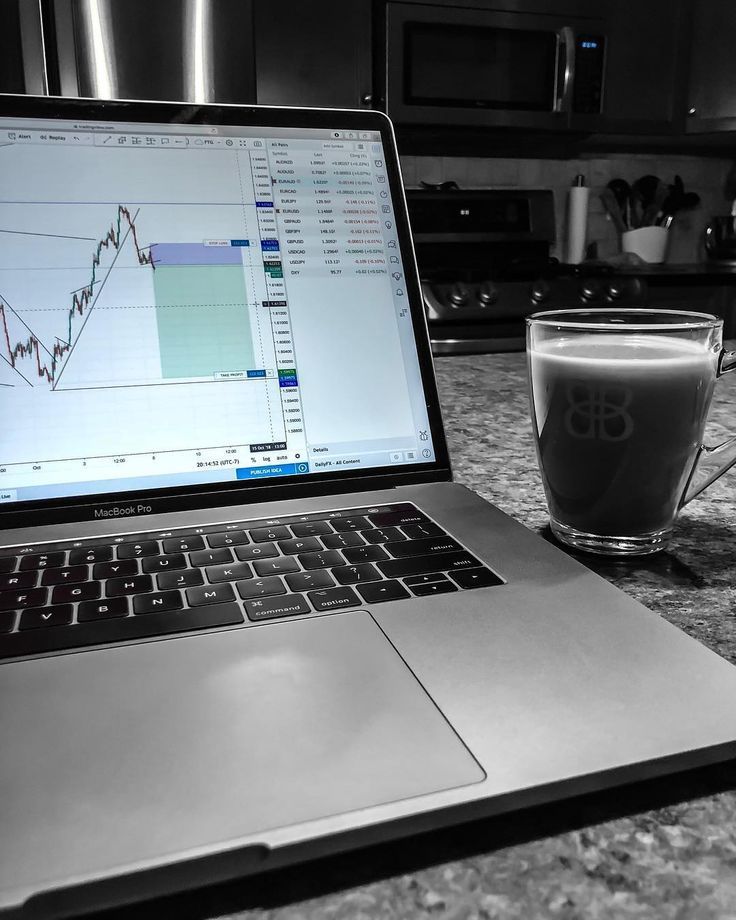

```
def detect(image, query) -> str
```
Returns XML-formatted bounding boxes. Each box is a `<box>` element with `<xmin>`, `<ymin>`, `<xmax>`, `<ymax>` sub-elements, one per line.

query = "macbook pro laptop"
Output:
<box><xmin>2</xmin><ymin>95</ymin><xmax>736</xmax><ymax>919</ymax></box>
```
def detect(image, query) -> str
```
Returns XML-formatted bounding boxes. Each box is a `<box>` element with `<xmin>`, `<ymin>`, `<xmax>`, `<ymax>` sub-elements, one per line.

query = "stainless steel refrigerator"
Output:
<box><xmin>0</xmin><ymin>0</ymin><xmax>255</xmax><ymax>102</ymax></box>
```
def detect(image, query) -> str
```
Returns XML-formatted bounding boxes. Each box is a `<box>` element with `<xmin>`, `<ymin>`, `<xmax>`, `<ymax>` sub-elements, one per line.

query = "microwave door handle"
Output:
<box><xmin>555</xmin><ymin>26</ymin><xmax>575</xmax><ymax>113</ymax></box>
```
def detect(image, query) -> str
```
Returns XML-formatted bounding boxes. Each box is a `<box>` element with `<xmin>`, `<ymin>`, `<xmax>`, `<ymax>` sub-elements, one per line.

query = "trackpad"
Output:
<box><xmin>3</xmin><ymin>611</ymin><xmax>484</xmax><ymax>892</ymax></box>
<box><xmin>231</xmin><ymin>610</ymin><xmax>486</xmax><ymax>828</ymax></box>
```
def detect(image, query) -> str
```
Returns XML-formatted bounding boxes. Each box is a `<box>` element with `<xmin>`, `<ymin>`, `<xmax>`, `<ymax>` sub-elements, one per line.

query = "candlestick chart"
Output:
<box><xmin>0</xmin><ymin>199</ymin><xmax>259</xmax><ymax>391</ymax></box>
<box><xmin>0</xmin><ymin>205</ymin><xmax>154</xmax><ymax>387</ymax></box>
<box><xmin>0</xmin><ymin>140</ymin><xmax>281</xmax><ymax>485</ymax></box>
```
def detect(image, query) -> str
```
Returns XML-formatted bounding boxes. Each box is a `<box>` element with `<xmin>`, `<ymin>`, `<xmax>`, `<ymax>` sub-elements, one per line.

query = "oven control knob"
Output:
<box><xmin>580</xmin><ymin>280</ymin><xmax>601</xmax><ymax>302</ymax></box>
<box><xmin>606</xmin><ymin>282</ymin><xmax>625</xmax><ymax>301</ymax></box>
<box><xmin>530</xmin><ymin>281</ymin><xmax>550</xmax><ymax>304</ymax></box>
<box><xmin>448</xmin><ymin>282</ymin><xmax>469</xmax><ymax>307</ymax></box>
<box><xmin>477</xmin><ymin>282</ymin><xmax>498</xmax><ymax>306</ymax></box>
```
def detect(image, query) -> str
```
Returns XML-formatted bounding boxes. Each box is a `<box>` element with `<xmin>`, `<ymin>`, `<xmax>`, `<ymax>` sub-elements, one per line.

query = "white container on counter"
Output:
<box><xmin>621</xmin><ymin>226</ymin><xmax>669</xmax><ymax>264</ymax></box>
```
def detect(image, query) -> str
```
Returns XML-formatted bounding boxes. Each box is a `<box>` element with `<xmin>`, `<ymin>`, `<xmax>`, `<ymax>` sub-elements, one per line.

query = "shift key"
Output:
<box><xmin>377</xmin><ymin>550</ymin><xmax>481</xmax><ymax>579</ymax></box>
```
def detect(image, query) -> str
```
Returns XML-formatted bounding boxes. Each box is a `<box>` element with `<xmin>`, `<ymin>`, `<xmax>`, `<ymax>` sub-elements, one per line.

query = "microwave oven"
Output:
<box><xmin>383</xmin><ymin>2</ymin><xmax>607</xmax><ymax>130</ymax></box>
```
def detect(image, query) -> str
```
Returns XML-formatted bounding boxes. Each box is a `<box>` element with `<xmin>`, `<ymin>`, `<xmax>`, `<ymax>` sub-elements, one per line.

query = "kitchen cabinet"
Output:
<box><xmin>0</xmin><ymin>0</ymin><xmax>46</xmax><ymax>95</ymax></box>
<box><xmin>685</xmin><ymin>0</ymin><xmax>736</xmax><ymax>133</ymax></box>
<box><xmin>254</xmin><ymin>0</ymin><xmax>372</xmax><ymax>109</ymax></box>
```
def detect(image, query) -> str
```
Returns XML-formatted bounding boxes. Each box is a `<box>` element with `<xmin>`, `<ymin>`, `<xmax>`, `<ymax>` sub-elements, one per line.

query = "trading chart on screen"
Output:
<box><xmin>0</xmin><ymin>120</ymin><xmax>429</xmax><ymax>505</ymax></box>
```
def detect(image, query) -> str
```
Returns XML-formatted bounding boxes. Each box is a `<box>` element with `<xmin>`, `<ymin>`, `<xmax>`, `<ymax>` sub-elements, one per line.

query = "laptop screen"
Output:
<box><xmin>0</xmin><ymin>100</ymin><xmax>444</xmax><ymax>521</ymax></box>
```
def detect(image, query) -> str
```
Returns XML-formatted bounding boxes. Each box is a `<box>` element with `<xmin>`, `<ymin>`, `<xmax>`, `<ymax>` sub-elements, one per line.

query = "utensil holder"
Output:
<box><xmin>621</xmin><ymin>226</ymin><xmax>668</xmax><ymax>264</ymax></box>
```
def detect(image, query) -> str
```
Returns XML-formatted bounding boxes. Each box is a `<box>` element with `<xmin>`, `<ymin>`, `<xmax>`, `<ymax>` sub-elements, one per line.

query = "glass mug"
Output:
<box><xmin>526</xmin><ymin>309</ymin><xmax>736</xmax><ymax>556</ymax></box>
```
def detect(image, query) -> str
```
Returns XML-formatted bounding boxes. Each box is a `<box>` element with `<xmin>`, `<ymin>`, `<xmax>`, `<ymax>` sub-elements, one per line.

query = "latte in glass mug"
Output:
<box><xmin>531</xmin><ymin>335</ymin><xmax>716</xmax><ymax>535</ymax></box>
<box><xmin>527</xmin><ymin>310</ymin><xmax>736</xmax><ymax>556</ymax></box>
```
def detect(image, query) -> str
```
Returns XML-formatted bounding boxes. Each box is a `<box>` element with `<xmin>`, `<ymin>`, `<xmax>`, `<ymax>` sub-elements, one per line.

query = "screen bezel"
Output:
<box><xmin>0</xmin><ymin>94</ymin><xmax>452</xmax><ymax>530</ymax></box>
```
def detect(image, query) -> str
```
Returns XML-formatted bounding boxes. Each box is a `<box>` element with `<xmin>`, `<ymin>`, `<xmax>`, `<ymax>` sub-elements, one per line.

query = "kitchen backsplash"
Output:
<box><xmin>401</xmin><ymin>154</ymin><xmax>736</xmax><ymax>264</ymax></box>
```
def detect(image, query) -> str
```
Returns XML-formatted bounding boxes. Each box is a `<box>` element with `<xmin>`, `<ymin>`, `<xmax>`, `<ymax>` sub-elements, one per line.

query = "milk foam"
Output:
<box><xmin>532</xmin><ymin>334</ymin><xmax>716</xmax><ymax>370</ymax></box>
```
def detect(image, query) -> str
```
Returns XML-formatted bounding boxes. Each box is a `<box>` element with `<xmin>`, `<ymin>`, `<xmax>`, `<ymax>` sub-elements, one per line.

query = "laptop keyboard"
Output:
<box><xmin>0</xmin><ymin>502</ymin><xmax>503</xmax><ymax>661</ymax></box>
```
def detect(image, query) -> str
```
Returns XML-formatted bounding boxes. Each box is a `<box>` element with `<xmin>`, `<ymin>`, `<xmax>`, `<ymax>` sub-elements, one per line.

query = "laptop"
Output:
<box><xmin>2</xmin><ymin>94</ymin><xmax>736</xmax><ymax>918</ymax></box>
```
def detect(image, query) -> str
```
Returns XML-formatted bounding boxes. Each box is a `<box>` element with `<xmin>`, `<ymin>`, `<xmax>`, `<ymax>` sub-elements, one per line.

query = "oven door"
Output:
<box><xmin>385</xmin><ymin>2</ymin><xmax>604</xmax><ymax>130</ymax></box>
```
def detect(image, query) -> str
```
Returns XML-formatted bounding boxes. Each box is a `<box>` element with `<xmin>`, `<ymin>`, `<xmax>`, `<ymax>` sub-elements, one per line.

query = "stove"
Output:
<box><xmin>407</xmin><ymin>188</ymin><xmax>647</xmax><ymax>354</ymax></box>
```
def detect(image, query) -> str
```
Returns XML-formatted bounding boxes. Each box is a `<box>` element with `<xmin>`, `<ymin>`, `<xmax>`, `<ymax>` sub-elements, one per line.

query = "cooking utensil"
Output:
<box><xmin>606</xmin><ymin>179</ymin><xmax>631</xmax><ymax>229</ymax></box>
<box><xmin>655</xmin><ymin>175</ymin><xmax>700</xmax><ymax>227</ymax></box>
<box><xmin>628</xmin><ymin>186</ymin><xmax>644</xmax><ymax>230</ymax></box>
<box><xmin>631</xmin><ymin>175</ymin><xmax>660</xmax><ymax>210</ymax></box>
<box><xmin>600</xmin><ymin>187</ymin><xmax>627</xmax><ymax>233</ymax></box>
<box><xmin>641</xmin><ymin>181</ymin><xmax>668</xmax><ymax>227</ymax></box>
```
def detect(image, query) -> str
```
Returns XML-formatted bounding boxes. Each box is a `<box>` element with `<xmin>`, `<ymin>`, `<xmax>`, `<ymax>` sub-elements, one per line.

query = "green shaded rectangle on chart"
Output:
<box><xmin>153</xmin><ymin>265</ymin><xmax>255</xmax><ymax>379</ymax></box>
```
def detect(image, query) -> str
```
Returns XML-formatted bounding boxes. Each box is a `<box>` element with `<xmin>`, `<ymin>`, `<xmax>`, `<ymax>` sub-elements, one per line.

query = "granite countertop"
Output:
<box><xmin>117</xmin><ymin>351</ymin><xmax>736</xmax><ymax>920</ymax></box>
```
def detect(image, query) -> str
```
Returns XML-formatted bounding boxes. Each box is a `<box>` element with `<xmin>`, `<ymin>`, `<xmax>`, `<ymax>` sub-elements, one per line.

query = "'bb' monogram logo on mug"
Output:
<box><xmin>564</xmin><ymin>383</ymin><xmax>634</xmax><ymax>442</ymax></box>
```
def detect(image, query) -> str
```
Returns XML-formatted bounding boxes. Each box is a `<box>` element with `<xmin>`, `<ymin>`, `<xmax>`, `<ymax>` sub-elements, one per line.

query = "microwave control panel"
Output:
<box><xmin>573</xmin><ymin>35</ymin><xmax>606</xmax><ymax>114</ymax></box>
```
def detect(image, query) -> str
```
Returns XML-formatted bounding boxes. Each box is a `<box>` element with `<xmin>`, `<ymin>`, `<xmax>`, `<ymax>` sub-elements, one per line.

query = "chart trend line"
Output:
<box><xmin>0</xmin><ymin>205</ymin><xmax>155</xmax><ymax>385</ymax></box>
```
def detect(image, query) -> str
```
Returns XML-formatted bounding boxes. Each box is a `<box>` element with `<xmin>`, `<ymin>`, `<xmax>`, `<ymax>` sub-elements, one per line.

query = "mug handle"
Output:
<box><xmin>682</xmin><ymin>348</ymin><xmax>736</xmax><ymax>505</ymax></box>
